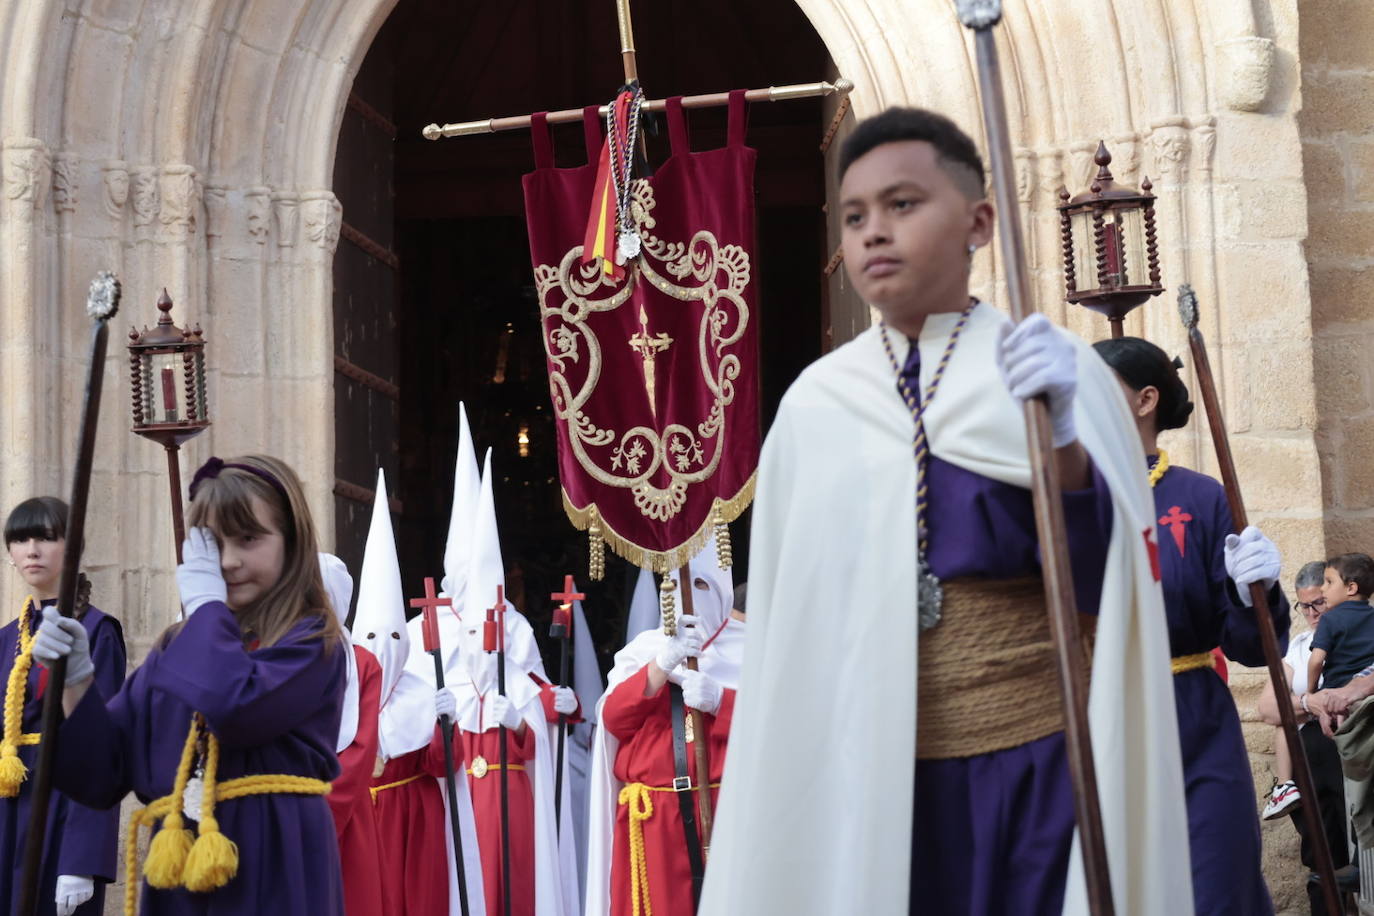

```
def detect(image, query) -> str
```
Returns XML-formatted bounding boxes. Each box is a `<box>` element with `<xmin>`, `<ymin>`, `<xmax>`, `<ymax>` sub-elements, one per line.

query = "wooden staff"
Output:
<box><xmin>484</xmin><ymin>587</ymin><xmax>512</xmax><ymax>916</ymax></box>
<box><xmin>676</xmin><ymin>567</ymin><xmax>714</xmax><ymax>855</ymax></box>
<box><xmin>18</xmin><ymin>272</ymin><xmax>122</xmax><ymax>916</ymax></box>
<box><xmin>1178</xmin><ymin>285</ymin><xmax>1342</xmax><ymax>915</ymax></box>
<box><xmin>411</xmin><ymin>577</ymin><xmax>471</xmax><ymax>916</ymax></box>
<box><xmin>955</xmin><ymin>4</ymin><xmax>1114</xmax><ymax>912</ymax></box>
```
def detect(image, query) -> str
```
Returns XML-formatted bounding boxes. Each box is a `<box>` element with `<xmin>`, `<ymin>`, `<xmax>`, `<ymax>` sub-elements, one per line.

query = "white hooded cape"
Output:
<box><xmin>584</xmin><ymin>543</ymin><xmax>739</xmax><ymax>916</ymax></box>
<box><xmin>319</xmin><ymin>553</ymin><xmax>359</xmax><ymax>754</ymax></box>
<box><xmin>698</xmin><ymin>303</ymin><xmax>1192</xmax><ymax>915</ymax></box>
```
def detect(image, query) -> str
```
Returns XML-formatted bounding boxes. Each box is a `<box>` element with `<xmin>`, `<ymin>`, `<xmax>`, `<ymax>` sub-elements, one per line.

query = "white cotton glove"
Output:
<box><xmin>681</xmin><ymin>669</ymin><xmax>724</xmax><ymax>716</ymax></box>
<box><xmin>487</xmin><ymin>694</ymin><xmax>523</xmax><ymax>731</ymax></box>
<box><xmin>996</xmin><ymin>314</ymin><xmax>1078</xmax><ymax>448</ymax></box>
<box><xmin>177</xmin><ymin>527</ymin><xmax>227</xmax><ymax>615</ymax></box>
<box><xmin>55</xmin><ymin>875</ymin><xmax>94</xmax><ymax>916</ymax></box>
<box><xmin>1225</xmin><ymin>525</ymin><xmax>1281</xmax><ymax>607</ymax></box>
<box><xmin>655</xmin><ymin>614</ymin><xmax>705</xmax><ymax>675</ymax></box>
<box><xmin>551</xmin><ymin>686</ymin><xmax>578</xmax><ymax>716</ymax></box>
<box><xmin>435</xmin><ymin>687</ymin><xmax>456</xmax><ymax>721</ymax></box>
<box><xmin>32</xmin><ymin>607</ymin><xmax>94</xmax><ymax>686</ymax></box>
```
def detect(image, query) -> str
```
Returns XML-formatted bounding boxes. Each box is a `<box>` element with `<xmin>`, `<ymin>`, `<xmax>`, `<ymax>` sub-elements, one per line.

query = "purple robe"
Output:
<box><xmin>52</xmin><ymin>601</ymin><xmax>345</xmax><ymax>916</ymax></box>
<box><xmin>911</xmin><ymin>454</ymin><xmax>1113</xmax><ymax>915</ymax></box>
<box><xmin>0</xmin><ymin>600</ymin><xmax>124</xmax><ymax>916</ymax></box>
<box><xmin>1154</xmin><ymin>459</ymin><xmax>1284</xmax><ymax>915</ymax></box>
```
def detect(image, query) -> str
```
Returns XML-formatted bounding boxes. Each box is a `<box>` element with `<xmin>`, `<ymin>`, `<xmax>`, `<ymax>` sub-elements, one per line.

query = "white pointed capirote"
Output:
<box><xmin>352</xmin><ymin>468</ymin><xmax>434</xmax><ymax>759</ymax></box>
<box><xmin>443</xmin><ymin>402</ymin><xmax>482</xmax><ymax>604</ymax></box>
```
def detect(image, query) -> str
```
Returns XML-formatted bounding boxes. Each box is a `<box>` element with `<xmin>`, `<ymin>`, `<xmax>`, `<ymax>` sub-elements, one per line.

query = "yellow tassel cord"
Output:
<box><xmin>0</xmin><ymin>597</ymin><xmax>41</xmax><ymax>797</ymax></box>
<box><xmin>1148</xmin><ymin>449</ymin><xmax>1170</xmax><ymax>488</ymax></box>
<box><xmin>125</xmin><ymin>714</ymin><xmax>330</xmax><ymax>915</ymax></box>
<box><xmin>369</xmin><ymin>771</ymin><xmax>424</xmax><ymax>805</ymax></box>
<box><xmin>618</xmin><ymin>783</ymin><xmax>655</xmax><ymax>916</ymax></box>
<box><xmin>712</xmin><ymin>504</ymin><xmax>732</xmax><ymax>570</ymax></box>
<box><xmin>659</xmin><ymin>578</ymin><xmax>677</xmax><ymax>637</ymax></box>
<box><xmin>589</xmin><ymin>507</ymin><xmax>606</xmax><ymax>583</ymax></box>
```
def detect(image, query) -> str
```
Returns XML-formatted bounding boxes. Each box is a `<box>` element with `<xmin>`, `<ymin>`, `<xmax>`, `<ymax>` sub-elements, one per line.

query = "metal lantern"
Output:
<box><xmin>1057</xmin><ymin>141</ymin><xmax>1163</xmax><ymax>337</ymax></box>
<box><xmin>128</xmin><ymin>289</ymin><xmax>209</xmax><ymax>558</ymax></box>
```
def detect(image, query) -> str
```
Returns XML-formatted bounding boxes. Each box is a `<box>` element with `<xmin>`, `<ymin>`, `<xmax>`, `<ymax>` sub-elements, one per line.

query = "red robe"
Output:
<box><xmin>328</xmin><ymin>646</ymin><xmax>385</xmax><ymax>916</ymax></box>
<box><xmin>461</xmin><ymin>718</ymin><xmax>538</xmax><ymax>916</ymax></box>
<box><xmin>601</xmin><ymin>666</ymin><xmax>736</xmax><ymax>916</ymax></box>
<box><xmin>371</xmin><ymin>720</ymin><xmax>465</xmax><ymax>916</ymax></box>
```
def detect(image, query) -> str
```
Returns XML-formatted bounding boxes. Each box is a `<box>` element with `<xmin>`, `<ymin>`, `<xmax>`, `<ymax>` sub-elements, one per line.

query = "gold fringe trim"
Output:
<box><xmin>561</xmin><ymin>472</ymin><xmax>757</xmax><ymax>576</ymax></box>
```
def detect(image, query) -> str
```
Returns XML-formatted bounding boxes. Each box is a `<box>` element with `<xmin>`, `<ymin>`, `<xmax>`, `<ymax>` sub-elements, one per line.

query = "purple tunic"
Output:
<box><xmin>1154</xmin><ymin>459</ymin><xmax>1284</xmax><ymax>915</ymax></box>
<box><xmin>0</xmin><ymin>600</ymin><xmax>124</xmax><ymax>916</ymax></box>
<box><xmin>53</xmin><ymin>601</ymin><xmax>345</xmax><ymax>916</ymax></box>
<box><xmin>911</xmin><ymin>454</ymin><xmax>1113</xmax><ymax>916</ymax></box>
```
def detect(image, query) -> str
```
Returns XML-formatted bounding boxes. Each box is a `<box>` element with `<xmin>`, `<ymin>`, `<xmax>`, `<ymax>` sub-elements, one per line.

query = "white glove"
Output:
<box><xmin>177</xmin><ymin>527</ymin><xmax>227</xmax><ymax>615</ymax></box>
<box><xmin>435</xmin><ymin>687</ymin><xmax>456</xmax><ymax>721</ymax></box>
<box><xmin>996</xmin><ymin>314</ymin><xmax>1078</xmax><ymax>448</ymax></box>
<box><xmin>655</xmin><ymin>614</ymin><xmax>705</xmax><ymax>674</ymax></box>
<box><xmin>32</xmin><ymin>607</ymin><xmax>94</xmax><ymax>685</ymax></box>
<box><xmin>487</xmin><ymin>694</ymin><xmax>523</xmax><ymax>731</ymax></box>
<box><xmin>681</xmin><ymin>669</ymin><xmax>724</xmax><ymax>715</ymax></box>
<box><xmin>55</xmin><ymin>874</ymin><xmax>94</xmax><ymax>916</ymax></box>
<box><xmin>1225</xmin><ymin>525</ymin><xmax>1281</xmax><ymax>607</ymax></box>
<box><xmin>551</xmin><ymin>686</ymin><xmax>578</xmax><ymax>716</ymax></box>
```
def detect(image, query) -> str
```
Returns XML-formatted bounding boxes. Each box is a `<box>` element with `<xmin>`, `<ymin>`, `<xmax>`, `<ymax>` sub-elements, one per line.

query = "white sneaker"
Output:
<box><xmin>1262</xmin><ymin>780</ymin><xmax>1301</xmax><ymax>820</ymax></box>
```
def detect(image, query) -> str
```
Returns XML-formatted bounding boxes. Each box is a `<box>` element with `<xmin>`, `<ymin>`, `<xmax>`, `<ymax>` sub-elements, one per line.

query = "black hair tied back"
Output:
<box><xmin>1091</xmin><ymin>337</ymin><xmax>1195</xmax><ymax>432</ymax></box>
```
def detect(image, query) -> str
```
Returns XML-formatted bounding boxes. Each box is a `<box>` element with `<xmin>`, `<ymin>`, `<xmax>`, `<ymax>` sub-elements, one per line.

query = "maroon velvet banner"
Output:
<box><xmin>521</xmin><ymin>91</ymin><xmax>760</xmax><ymax>574</ymax></box>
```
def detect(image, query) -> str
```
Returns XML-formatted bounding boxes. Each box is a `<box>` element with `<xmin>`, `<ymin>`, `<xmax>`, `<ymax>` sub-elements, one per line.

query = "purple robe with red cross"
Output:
<box><xmin>51</xmin><ymin>601</ymin><xmax>346</xmax><ymax>916</ymax></box>
<box><xmin>1152</xmin><ymin>457</ymin><xmax>1286</xmax><ymax>915</ymax></box>
<box><xmin>0</xmin><ymin>600</ymin><xmax>125</xmax><ymax>916</ymax></box>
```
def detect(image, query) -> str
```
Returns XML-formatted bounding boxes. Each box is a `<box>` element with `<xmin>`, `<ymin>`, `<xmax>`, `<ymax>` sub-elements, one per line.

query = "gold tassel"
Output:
<box><xmin>144</xmin><ymin>715</ymin><xmax>202</xmax><ymax>888</ymax></box>
<box><xmin>0</xmin><ymin>598</ymin><xmax>37</xmax><ymax>798</ymax></box>
<box><xmin>659</xmin><ymin>577</ymin><xmax>677</xmax><ymax>637</ymax></box>
<box><xmin>182</xmin><ymin>733</ymin><xmax>239</xmax><ymax>892</ymax></box>
<box><xmin>713</xmin><ymin>505</ymin><xmax>732</xmax><ymax>570</ymax></box>
<box><xmin>589</xmin><ymin>509</ymin><xmax>606</xmax><ymax>582</ymax></box>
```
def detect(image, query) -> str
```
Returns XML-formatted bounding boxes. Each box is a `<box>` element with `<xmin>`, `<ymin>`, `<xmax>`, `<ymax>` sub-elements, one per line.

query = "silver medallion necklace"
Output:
<box><xmin>879</xmin><ymin>305</ymin><xmax>975</xmax><ymax>630</ymax></box>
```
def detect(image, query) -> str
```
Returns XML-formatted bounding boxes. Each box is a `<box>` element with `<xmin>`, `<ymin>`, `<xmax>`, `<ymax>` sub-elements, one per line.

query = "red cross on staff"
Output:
<box><xmin>484</xmin><ymin>585</ymin><xmax>506</xmax><ymax>653</ymax></box>
<box><xmin>1158</xmin><ymin>505</ymin><xmax>1193</xmax><ymax>557</ymax></box>
<box><xmin>550</xmin><ymin>574</ymin><xmax>585</xmax><ymax>637</ymax></box>
<box><xmin>409</xmin><ymin>576</ymin><xmax>452</xmax><ymax>654</ymax></box>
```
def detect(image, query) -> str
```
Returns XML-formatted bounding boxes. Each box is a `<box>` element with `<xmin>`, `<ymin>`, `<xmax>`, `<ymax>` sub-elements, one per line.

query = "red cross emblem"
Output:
<box><xmin>1158</xmin><ymin>506</ymin><xmax>1193</xmax><ymax>557</ymax></box>
<box><xmin>1142</xmin><ymin>527</ymin><xmax>1161</xmax><ymax>581</ymax></box>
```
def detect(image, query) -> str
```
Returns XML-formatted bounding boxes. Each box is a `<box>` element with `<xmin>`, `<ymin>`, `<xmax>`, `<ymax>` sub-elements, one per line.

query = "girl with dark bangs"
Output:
<box><xmin>31</xmin><ymin>456</ymin><xmax>346</xmax><ymax>915</ymax></box>
<box><xmin>0</xmin><ymin>497</ymin><xmax>125</xmax><ymax>915</ymax></box>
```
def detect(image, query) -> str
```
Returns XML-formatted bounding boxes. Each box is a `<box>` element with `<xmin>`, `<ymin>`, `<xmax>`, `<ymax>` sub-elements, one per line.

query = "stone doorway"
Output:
<box><xmin>330</xmin><ymin>0</ymin><xmax>845</xmax><ymax>664</ymax></box>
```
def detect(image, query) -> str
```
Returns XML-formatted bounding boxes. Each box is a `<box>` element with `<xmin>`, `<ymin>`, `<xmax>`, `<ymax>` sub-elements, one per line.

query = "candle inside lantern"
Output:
<box><xmin>160</xmin><ymin>365</ymin><xmax>178</xmax><ymax>422</ymax></box>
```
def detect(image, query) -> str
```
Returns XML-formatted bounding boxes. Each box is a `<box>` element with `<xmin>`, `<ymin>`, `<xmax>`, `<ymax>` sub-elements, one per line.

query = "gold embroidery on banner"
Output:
<box><xmin>536</xmin><ymin>180</ymin><xmax>751</xmax><ymax>537</ymax></box>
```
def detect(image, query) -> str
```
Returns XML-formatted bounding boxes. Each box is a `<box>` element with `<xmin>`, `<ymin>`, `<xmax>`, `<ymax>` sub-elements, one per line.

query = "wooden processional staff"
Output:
<box><xmin>955</xmin><ymin>2</ymin><xmax>1115</xmax><ymax>912</ymax></box>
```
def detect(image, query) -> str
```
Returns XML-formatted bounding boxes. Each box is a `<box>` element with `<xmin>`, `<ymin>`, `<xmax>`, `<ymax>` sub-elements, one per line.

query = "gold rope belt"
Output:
<box><xmin>1171</xmin><ymin>650</ymin><xmax>1218</xmax><ymax>675</ymax></box>
<box><xmin>124</xmin><ymin>773</ymin><xmax>330</xmax><ymax>916</ymax></box>
<box><xmin>917</xmin><ymin>577</ymin><xmax>1094</xmax><ymax>760</ymax></box>
<box><xmin>466</xmin><ymin>763</ymin><xmax>526</xmax><ymax>777</ymax></box>
<box><xmin>370</xmin><ymin>771</ymin><xmax>424</xmax><ymax>803</ymax></box>
<box><xmin>615</xmin><ymin>781</ymin><xmax>722</xmax><ymax>916</ymax></box>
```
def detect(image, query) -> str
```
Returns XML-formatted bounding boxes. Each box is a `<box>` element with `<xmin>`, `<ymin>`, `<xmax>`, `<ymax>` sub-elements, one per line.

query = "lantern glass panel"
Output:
<box><xmin>154</xmin><ymin>351</ymin><xmax>181</xmax><ymax>423</ymax></box>
<box><xmin>1070</xmin><ymin>211</ymin><xmax>1097</xmax><ymax>290</ymax></box>
<box><xmin>1120</xmin><ymin>207</ymin><xmax>1148</xmax><ymax>288</ymax></box>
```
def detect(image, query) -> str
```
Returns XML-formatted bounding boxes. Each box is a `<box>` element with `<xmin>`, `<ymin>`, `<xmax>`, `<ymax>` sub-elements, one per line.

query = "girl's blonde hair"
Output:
<box><xmin>185</xmin><ymin>455</ymin><xmax>339</xmax><ymax>648</ymax></box>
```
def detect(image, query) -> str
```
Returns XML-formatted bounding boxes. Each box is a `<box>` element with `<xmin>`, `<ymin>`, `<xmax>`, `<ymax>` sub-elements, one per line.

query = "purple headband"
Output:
<box><xmin>188</xmin><ymin>456</ymin><xmax>290</xmax><ymax>505</ymax></box>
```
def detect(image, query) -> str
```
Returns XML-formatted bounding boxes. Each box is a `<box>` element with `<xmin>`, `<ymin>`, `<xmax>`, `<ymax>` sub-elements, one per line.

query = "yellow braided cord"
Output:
<box><xmin>618</xmin><ymin>783</ymin><xmax>655</xmax><ymax>916</ymax></box>
<box><xmin>0</xmin><ymin>598</ymin><xmax>38</xmax><ymax>797</ymax></box>
<box><xmin>1171</xmin><ymin>650</ymin><xmax>1217</xmax><ymax>675</ymax></box>
<box><xmin>124</xmin><ymin>767</ymin><xmax>330</xmax><ymax>913</ymax></box>
<box><xmin>369</xmin><ymin>771</ymin><xmax>424</xmax><ymax>804</ymax></box>
<box><xmin>1149</xmin><ymin>449</ymin><xmax>1170</xmax><ymax>488</ymax></box>
<box><xmin>182</xmin><ymin>732</ymin><xmax>235</xmax><ymax>892</ymax></box>
<box><xmin>465</xmin><ymin>764</ymin><xmax>526</xmax><ymax>776</ymax></box>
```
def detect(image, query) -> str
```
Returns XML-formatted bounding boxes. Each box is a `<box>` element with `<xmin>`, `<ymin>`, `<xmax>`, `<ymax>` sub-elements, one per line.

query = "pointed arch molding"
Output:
<box><xmin>0</xmin><ymin>0</ymin><xmax>1319</xmax><ymax>637</ymax></box>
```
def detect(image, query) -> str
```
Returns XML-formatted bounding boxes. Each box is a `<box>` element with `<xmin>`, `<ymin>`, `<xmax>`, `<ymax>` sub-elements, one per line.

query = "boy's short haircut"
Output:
<box><xmin>1326</xmin><ymin>553</ymin><xmax>1374</xmax><ymax>599</ymax></box>
<box><xmin>838</xmin><ymin>107</ymin><xmax>986</xmax><ymax>199</ymax></box>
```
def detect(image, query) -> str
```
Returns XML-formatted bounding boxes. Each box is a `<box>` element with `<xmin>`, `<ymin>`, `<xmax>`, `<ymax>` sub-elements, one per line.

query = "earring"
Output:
<box><xmin>968</xmin><ymin>244</ymin><xmax>977</xmax><ymax>256</ymax></box>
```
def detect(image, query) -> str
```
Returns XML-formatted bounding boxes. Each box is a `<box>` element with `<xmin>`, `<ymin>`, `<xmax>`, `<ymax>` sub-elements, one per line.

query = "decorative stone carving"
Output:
<box><xmin>245</xmin><ymin>186</ymin><xmax>271</xmax><ymax>242</ymax></box>
<box><xmin>1217</xmin><ymin>36</ymin><xmax>1275</xmax><ymax>113</ymax></box>
<box><xmin>301</xmin><ymin>190</ymin><xmax>341</xmax><ymax>254</ymax></box>
<box><xmin>3</xmin><ymin>138</ymin><xmax>51</xmax><ymax>211</ymax></box>
<box><xmin>52</xmin><ymin>153</ymin><xmax>77</xmax><ymax>214</ymax></box>
<box><xmin>131</xmin><ymin>167</ymin><xmax>159</xmax><ymax>228</ymax></box>
<box><xmin>1068</xmin><ymin>141</ymin><xmax>1097</xmax><ymax>191</ymax></box>
<box><xmin>1034</xmin><ymin>149</ymin><xmax>1064</xmax><ymax>207</ymax></box>
<box><xmin>1148</xmin><ymin>118</ymin><xmax>1191</xmax><ymax>182</ymax></box>
<box><xmin>203</xmin><ymin>184</ymin><xmax>227</xmax><ymax>238</ymax></box>
<box><xmin>101</xmin><ymin>160</ymin><xmax>129</xmax><ymax>218</ymax></box>
<box><xmin>159</xmin><ymin>164</ymin><xmax>200</xmax><ymax>235</ymax></box>
<box><xmin>1192</xmin><ymin>117</ymin><xmax>1217</xmax><ymax>178</ymax></box>
<box><xmin>1109</xmin><ymin>133</ymin><xmax>1141</xmax><ymax>185</ymax></box>
<box><xmin>1014</xmin><ymin>147</ymin><xmax>1034</xmax><ymax>203</ymax></box>
<box><xmin>272</xmin><ymin>191</ymin><xmax>299</xmax><ymax>247</ymax></box>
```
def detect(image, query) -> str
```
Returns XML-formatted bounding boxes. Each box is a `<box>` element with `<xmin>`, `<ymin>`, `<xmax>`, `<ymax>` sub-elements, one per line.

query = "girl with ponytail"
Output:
<box><xmin>0</xmin><ymin>497</ymin><xmax>126</xmax><ymax>915</ymax></box>
<box><xmin>30</xmin><ymin>456</ymin><xmax>346</xmax><ymax>915</ymax></box>
<box><xmin>1094</xmin><ymin>337</ymin><xmax>1290</xmax><ymax>913</ymax></box>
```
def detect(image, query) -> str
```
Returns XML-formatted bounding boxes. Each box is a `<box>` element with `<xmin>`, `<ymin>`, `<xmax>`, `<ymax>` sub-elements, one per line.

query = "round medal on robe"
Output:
<box><xmin>470</xmin><ymin>755</ymin><xmax>489</xmax><ymax>779</ymax></box>
<box><xmin>918</xmin><ymin>559</ymin><xmax>943</xmax><ymax>631</ymax></box>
